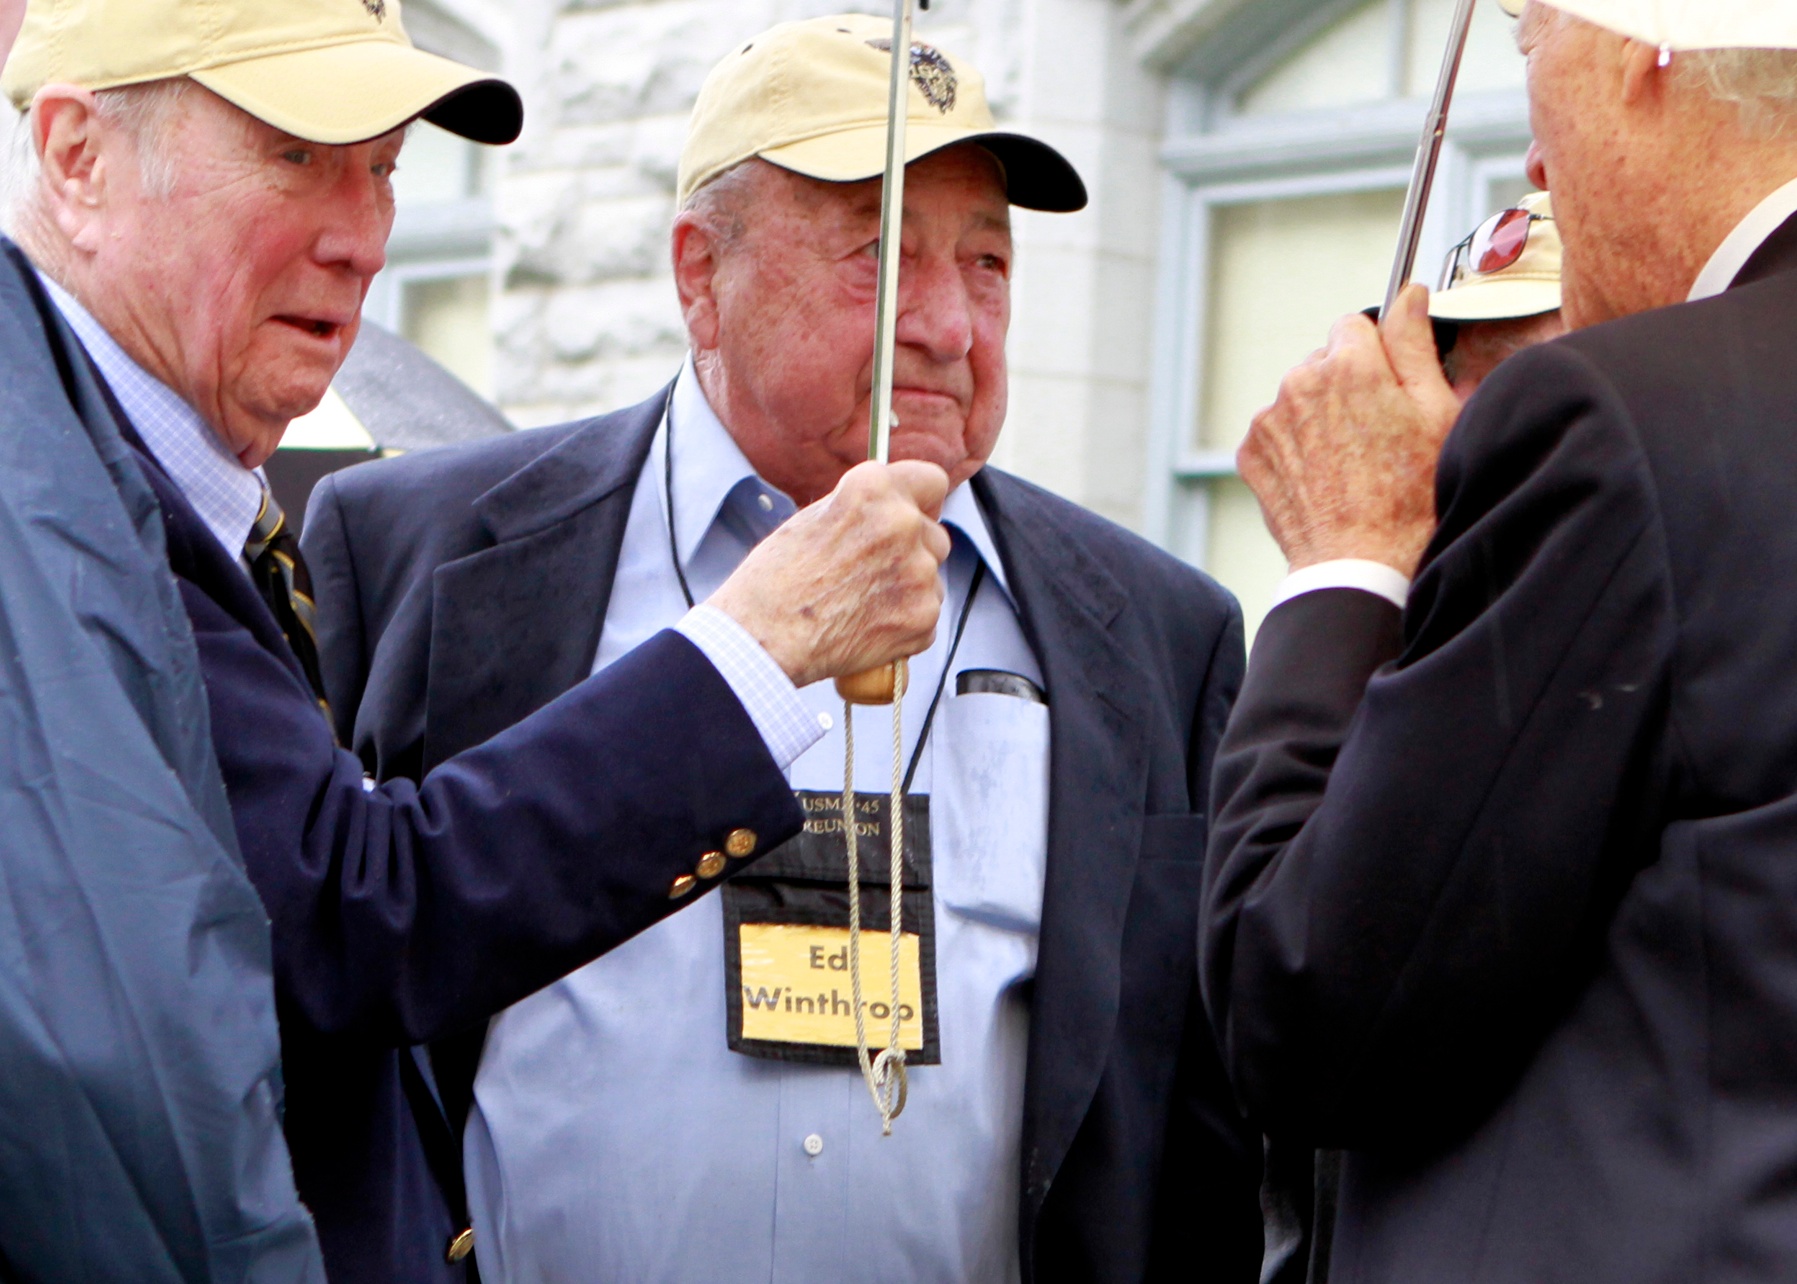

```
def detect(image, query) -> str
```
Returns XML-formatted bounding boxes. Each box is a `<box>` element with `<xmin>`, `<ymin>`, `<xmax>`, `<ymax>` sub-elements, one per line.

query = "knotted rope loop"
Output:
<box><xmin>844</xmin><ymin>658</ymin><xmax>911</xmax><ymax>1136</ymax></box>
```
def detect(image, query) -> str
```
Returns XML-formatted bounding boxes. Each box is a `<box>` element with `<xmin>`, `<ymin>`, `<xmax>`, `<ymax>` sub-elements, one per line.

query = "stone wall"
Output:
<box><xmin>491</xmin><ymin>0</ymin><xmax>1168</xmax><ymax>532</ymax></box>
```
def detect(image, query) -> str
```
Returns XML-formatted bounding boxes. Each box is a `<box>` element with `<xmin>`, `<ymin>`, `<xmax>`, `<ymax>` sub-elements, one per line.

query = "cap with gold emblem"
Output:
<box><xmin>677</xmin><ymin>13</ymin><xmax>1085</xmax><ymax>212</ymax></box>
<box><xmin>1495</xmin><ymin>0</ymin><xmax>1797</xmax><ymax>50</ymax></box>
<box><xmin>2</xmin><ymin>0</ymin><xmax>522</xmax><ymax>146</ymax></box>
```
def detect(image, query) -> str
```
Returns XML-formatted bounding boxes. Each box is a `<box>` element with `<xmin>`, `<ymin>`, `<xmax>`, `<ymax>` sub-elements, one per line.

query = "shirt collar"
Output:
<box><xmin>668</xmin><ymin>354</ymin><xmax>788</xmax><ymax>567</ymax></box>
<box><xmin>671</xmin><ymin>356</ymin><xmax>1013</xmax><ymax>598</ymax></box>
<box><xmin>1688</xmin><ymin>175</ymin><xmax>1797</xmax><ymax>302</ymax></box>
<box><xmin>36</xmin><ymin>270</ymin><xmax>266</xmax><ymax>562</ymax></box>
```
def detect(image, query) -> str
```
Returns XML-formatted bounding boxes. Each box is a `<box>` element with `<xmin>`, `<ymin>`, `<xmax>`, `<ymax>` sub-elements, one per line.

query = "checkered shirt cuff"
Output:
<box><xmin>676</xmin><ymin>606</ymin><xmax>824</xmax><ymax>770</ymax></box>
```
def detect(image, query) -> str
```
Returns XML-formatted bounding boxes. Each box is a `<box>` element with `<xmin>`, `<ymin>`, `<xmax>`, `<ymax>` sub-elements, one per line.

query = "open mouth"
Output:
<box><xmin>274</xmin><ymin>316</ymin><xmax>346</xmax><ymax>341</ymax></box>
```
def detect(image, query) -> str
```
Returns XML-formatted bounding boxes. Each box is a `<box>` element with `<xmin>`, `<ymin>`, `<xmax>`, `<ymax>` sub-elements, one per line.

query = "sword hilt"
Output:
<box><xmin>836</xmin><ymin>663</ymin><xmax>900</xmax><ymax>706</ymax></box>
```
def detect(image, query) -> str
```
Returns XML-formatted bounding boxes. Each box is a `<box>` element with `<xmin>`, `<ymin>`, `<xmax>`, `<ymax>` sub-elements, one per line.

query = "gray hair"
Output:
<box><xmin>1674</xmin><ymin>49</ymin><xmax>1797</xmax><ymax>139</ymax></box>
<box><xmin>676</xmin><ymin>157</ymin><xmax>774</xmax><ymax>251</ymax></box>
<box><xmin>1535</xmin><ymin>5</ymin><xmax>1797</xmax><ymax>140</ymax></box>
<box><xmin>2</xmin><ymin>78</ymin><xmax>191</xmax><ymax>234</ymax></box>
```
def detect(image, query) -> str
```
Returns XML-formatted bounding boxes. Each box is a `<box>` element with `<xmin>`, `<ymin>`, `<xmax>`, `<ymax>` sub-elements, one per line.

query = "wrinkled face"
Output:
<box><xmin>81</xmin><ymin>87</ymin><xmax>400</xmax><ymax>467</ymax></box>
<box><xmin>0</xmin><ymin>0</ymin><xmax>25</xmax><ymax>63</ymax></box>
<box><xmin>692</xmin><ymin>146</ymin><xmax>1012</xmax><ymax>505</ymax></box>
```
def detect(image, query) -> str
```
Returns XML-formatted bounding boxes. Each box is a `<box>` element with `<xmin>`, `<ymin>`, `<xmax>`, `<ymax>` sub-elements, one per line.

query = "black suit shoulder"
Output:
<box><xmin>304</xmin><ymin>396</ymin><xmax>663</xmax><ymax>752</ymax></box>
<box><xmin>310</xmin><ymin>416</ymin><xmax>594</xmax><ymax>575</ymax></box>
<box><xmin>983</xmin><ymin>466</ymin><xmax>1237</xmax><ymax>618</ymax></box>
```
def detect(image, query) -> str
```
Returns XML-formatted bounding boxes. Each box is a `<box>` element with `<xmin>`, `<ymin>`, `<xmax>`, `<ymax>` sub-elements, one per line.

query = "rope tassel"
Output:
<box><xmin>843</xmin><ymin>658</ymin><xmax>910</xmax><ymax>1135</ymax></box>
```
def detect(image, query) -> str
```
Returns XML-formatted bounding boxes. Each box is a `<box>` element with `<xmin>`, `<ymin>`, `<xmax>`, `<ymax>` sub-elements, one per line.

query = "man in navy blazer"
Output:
<box><xmin>2</xmin><ymin>2</ymin><xmax>950</xmax><ymax>1280</ymax></box>
<box><xmin>305</xmin><ymin>17</ymin><xmax>1263</xmax><ymax>1283</ymax></box>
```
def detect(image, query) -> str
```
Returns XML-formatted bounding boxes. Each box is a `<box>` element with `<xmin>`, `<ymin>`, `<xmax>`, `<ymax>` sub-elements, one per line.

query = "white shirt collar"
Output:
<box><xmin>1688</xmin><ymin>175</ymin><xmax>1797</xmax><ymax>302</ymax></box>
<box><xmin>36</xmin><ymin>270</ymin><xmax>266</xmax><ymax>562</ymax></box>
<box><xmin>671</xmin><ymin>356</ymin><xmax>1013</xmax><ymax>597</ymax></box>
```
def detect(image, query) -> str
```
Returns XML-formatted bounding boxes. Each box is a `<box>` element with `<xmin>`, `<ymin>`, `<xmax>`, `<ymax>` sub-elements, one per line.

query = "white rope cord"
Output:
<box><xmin>843</xmin><ymin>659</ymin><xmax>910</xmax><ymax>1135</ymax></box>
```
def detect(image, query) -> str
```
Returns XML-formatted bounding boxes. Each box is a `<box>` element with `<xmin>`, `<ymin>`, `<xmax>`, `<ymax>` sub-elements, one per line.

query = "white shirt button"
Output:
<box><xmin>817</xmin><ymin>712</ymin><xmax>835</xmax><ymax>731</ymax></box>
<box><xmin>758</xmin><ymin>492</ymin><xmax>775</xmax><ymax>512</ymax></box>
<box><xmin>803</xmin><ymin>1133</ymin><xmax>824</xmax><ymax>1157</ymax></box>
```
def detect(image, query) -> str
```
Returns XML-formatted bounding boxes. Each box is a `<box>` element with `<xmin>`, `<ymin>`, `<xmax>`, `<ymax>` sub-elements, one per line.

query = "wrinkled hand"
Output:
<box><xmin>1238</xmin><ymin>285</ymin><xmax>1462</xmax><ymax>578</ymax></box>
<box><xmin>710</xmin><ymin>460</ymin><xmax>952</xmax><ymax>688</ymax></box>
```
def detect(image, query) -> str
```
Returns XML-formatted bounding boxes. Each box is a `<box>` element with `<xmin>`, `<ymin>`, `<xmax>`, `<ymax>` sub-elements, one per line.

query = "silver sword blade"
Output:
<box><xmin>867</xmin><ymin>0</ymin><xmax>917</xmax><ymax>463</ymax></box>
<box><xmin>1381</xmin><ymin>0</ymin><xmax>1478</xmax><ymax>321</ymax></box>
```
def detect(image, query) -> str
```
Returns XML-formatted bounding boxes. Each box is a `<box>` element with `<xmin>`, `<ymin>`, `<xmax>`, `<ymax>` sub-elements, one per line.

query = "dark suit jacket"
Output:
<box><xmin>303</xmin><ymin>389</ymin><xmax>1265</xmax><ymax>1283</ymax></box>
<box><xmin>1203</xmin><ymin>218</ymin><xmax>1797</xmax><ymax>1282</ymax></box>
<box><xmin>108</xmin><ymin>387</ymin><xmax>803</xmax><ymax>1279</ymax></box>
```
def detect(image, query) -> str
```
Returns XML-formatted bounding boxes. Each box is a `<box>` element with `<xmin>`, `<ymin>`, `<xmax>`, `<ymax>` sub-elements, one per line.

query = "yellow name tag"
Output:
<box><xmin>738</xmin><ymin>923</ymin><xmax>925</xmax><ymax>1051</ymax></box>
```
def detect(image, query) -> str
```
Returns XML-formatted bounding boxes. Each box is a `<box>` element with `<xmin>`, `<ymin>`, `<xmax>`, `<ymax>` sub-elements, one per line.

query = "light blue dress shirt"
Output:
<box><xmin>466</xmin><ymin>360</ymin><xmax>1052</xmax><ymax>1283</ymax></box>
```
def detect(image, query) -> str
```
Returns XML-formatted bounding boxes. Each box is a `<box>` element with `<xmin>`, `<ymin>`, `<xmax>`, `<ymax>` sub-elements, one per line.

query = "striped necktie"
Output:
<box><xmin>244</xmin><ymin>488</ymin><xmax>331</xmax><ymax>715</ymax></box>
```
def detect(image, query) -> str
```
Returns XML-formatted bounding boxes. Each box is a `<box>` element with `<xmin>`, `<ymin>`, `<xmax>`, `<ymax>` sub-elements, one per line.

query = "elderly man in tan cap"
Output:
<box><xmin>1432</xmin><ymin>191</ymin><xmax>1565</xmax><ymax>400</ymax></box>
<box><xmin>1</xmin><ymin>1</ymin><xmax>956</xmax><ymax>1281</ymax></box>
<box><xmin>304</xmin><ymin>14</ymin><xmax>1263</xmax><ymax>1284</ymax></box>
<box><xmin>1203</xmin><ymin>0</ymin><xmax>1797</xmax><ymax>1279</ymax></box>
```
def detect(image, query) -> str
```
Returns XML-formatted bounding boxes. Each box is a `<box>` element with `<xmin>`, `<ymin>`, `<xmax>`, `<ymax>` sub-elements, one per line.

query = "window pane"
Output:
<box><xmin>1405</xmin><ymin>0</ymin><xmax>1526</xmax><ymax>97</ymax></box>
<box><xmin>1198</xmin><ymin>187</ymin><xmax>1406</xmax><ymax>453</ymax></box>
<box><xmin>1237</xmin><ymin>1</ymin><xmax>1391</xmax><ymax>117</ymax></box>
<box><xmin>401</xmin><ymin>274</ymin><xmax>493</xmax><ymax>399</ymax></box>
<box><xmin>393</xmin><ymin>121</ymin><xmax>478</xmax><ymax>205</ymax></box>
<box><xmin>1206</xmin><ymin>477</ymin><xmax>1290</xmax><ymax>641</ymax></box>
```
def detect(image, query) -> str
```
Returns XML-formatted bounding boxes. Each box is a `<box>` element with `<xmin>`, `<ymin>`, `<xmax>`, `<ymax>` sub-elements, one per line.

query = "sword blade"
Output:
<box><xmin>1381</xmin><ymin>0</ymin><xmax>1478</xmax><ymax>320</ymax></box>
<box><xmin>867</xmin><ymin>0</ymin><xmax>916</xmax><ymax>463</ymax></box>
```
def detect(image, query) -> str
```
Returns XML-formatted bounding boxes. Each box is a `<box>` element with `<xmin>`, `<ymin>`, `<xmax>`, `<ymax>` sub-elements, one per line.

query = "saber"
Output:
<box><xmin>1381</xmin><ymin>0</ymin><xmax>1478</xmax><ymax>320</ymax></box>
<box><xmin>836</xmin><ymin>0</ymin><xmax>923</xmax><ymax>707</ymax></box>
<box><xmin>837</xmin><ymin>0</ymin><xmax>930</xmax><ymax>1139</ymax></box>
<box><xmin>868</xmin><ymin>0</ymin><xmax>918</xmax><ymax>467</ymax></box>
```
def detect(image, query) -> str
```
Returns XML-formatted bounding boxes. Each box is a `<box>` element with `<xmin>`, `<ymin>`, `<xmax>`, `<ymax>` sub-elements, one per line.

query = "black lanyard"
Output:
<box><xmin>662</xmin><ymin>397</ymin><xmax>985</xmax><ymax>791</ymax></box>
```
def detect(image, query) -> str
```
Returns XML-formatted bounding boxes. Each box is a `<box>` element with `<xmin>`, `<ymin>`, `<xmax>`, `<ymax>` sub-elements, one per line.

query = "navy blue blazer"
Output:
<box><xmin>114</xmin><ymin>406</ymin><xmax>804</xmax><ymax>1280</ymax></box>
<box><xmin>304</xmin><ymin>392</ymin><xmax>1266</xmax><ymax>1284</ymax></box>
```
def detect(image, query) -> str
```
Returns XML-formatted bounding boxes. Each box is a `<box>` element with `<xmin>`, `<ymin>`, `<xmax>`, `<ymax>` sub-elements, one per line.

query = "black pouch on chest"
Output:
<box><xmin>722</xmin><ymin>790</ymin><xmax>941</xmax><ymax>1066</ymax></box>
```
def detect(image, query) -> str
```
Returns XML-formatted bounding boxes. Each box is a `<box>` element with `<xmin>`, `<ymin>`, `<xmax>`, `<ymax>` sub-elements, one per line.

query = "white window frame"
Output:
<box><xmin>1142</xmin><ymin>0</ymin><xmax>1533</xmax><ymax>568</ymax></box>
<box><xmin>361</xmin><ymin>0</ymin><xmax>501</xmax><ymax>369</ymax></box>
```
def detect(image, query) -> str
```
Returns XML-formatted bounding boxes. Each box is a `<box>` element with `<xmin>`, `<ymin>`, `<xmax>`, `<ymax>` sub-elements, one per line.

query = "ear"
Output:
<box><xmin>671</xmin><ymin>211</ymin><xmax>724</xmax><ymax>352</ymax></box>
<box><xmin>1618</xmin><ymin>36</ymin><xmax>1667</xmax><ymax>109</ymax></box>
<box><xmin>31</xmin><ymin>85</ymin><xmax>110</xmax><ymax>251</ymax></box>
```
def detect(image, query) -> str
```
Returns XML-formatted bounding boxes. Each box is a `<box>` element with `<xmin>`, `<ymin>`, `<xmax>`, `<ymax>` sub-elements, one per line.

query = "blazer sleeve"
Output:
<box><xmin>1201</xmin><ymin>341</ymin><xmax>1679</xmax><ymax>1148</ymax></box>
<box><xmin>1152</xmin><ymin>599</ymin><xmax>1268</xmax><ymax>1278</ymax></box>
<box><xmin>181</xmin><ymin>569</ymin><xmax>805</xmax><ymax>1046</ymax></box>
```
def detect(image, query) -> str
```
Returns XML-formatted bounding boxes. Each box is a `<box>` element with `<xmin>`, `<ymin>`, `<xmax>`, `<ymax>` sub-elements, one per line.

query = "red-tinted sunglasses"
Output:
<box><xmin>1439</xmin><ymin>207</ymin><xmax>1554</xmax><ymax>290</ymax></box>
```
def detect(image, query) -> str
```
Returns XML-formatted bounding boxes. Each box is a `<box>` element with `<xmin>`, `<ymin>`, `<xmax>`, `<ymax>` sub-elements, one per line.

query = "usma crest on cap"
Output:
<box><xmin>867</xmin><ymin>39</ymin><xmax>957</xmax><ymax>114</ymax></box>
<box><xmin>362</xmin><ymin>0</ymin><xmax>387</xmax><ymax>21</ymax></box>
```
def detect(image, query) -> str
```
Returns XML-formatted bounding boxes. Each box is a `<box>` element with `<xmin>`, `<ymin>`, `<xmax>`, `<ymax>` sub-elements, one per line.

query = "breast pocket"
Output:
<box><xmin>931</xmin><ymin>691</ymin><xmax>1052</xmax><ymax>933</ymax></box>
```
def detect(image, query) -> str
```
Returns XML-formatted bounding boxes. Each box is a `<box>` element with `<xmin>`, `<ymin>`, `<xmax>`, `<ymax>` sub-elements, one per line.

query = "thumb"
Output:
<box><xmin>885</xmin><ymin>459</ymin><xmax>951</xmax><ymax>521</ymax></box>
<box><xmin>1381</xmin><ymin>283</ymin><xmax>1449</xmax><ymax>395</ymax></box>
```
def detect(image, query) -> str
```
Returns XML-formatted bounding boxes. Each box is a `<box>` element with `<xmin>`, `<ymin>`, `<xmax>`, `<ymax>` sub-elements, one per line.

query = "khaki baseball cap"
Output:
<box><xmin>1495</xmin><ymin>0</ymin><xmax>1797</xmax><ymax>49</ymax></box>
<box><xmin>1430</xmin><ymin>191</ymin><xmax>1561</xmax><ymax>323</ymax></box>
<box><xmin>2</xmin><ymin>0</ymin><xmax>522</xmax><ymax>146</ymax></box>
<box><xmin>678</xmin><ymin>14</ymin><xmax>1085</xmax><ymax>212</ymax></box>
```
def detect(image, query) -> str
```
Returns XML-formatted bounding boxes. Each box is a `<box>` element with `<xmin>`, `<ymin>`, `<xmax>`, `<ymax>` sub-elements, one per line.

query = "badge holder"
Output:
<box><xmin>722</xmin><ymin>791</ymin><xmax>941</xmax><ymax>1068</ymax></box>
